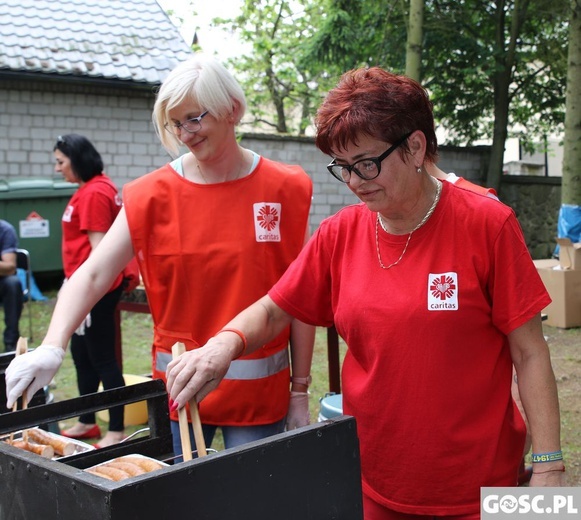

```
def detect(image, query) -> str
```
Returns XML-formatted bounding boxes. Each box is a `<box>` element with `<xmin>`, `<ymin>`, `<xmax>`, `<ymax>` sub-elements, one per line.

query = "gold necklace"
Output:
<box><xmin>196</xmin><ymin>163</ymin><xmax>210</xmax><ymax>184</ymax></box>
<box><xmin>375</xmin><ymin>179</ymin><xmax>442</xmax><ymax>269</ymax></box>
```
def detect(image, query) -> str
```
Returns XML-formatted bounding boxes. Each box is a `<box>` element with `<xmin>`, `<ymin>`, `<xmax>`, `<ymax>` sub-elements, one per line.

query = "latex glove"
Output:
<box><xmin>6</xmin><ymin>345</ymin><xmax>66</xmax><ymax>409</ymax></box>
<box><xmin>286</xmin><ymin>391</ymin><xmax>310</xmax><ymax>430</ymax></box>
<box><xmin>75</xmin><ymin>312</ymin><xmax>92</xmax><ymax>336</ymax></box>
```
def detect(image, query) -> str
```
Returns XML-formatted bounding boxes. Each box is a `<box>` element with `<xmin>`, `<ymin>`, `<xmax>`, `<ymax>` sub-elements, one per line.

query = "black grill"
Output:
<box><xmin>0</xmin><ymin>379</ymin><xmax>363</xmax><ymax>519</ymax></box>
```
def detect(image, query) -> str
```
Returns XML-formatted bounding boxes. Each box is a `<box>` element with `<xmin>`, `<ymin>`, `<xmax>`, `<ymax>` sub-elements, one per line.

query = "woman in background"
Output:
<box><xmin>54</xmin><ymin>134</ymin><xmax>125</xmax><ymax>448</ymax></box>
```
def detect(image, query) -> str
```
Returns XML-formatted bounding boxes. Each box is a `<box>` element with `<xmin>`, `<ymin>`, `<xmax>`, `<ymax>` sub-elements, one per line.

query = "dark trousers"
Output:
<box><xmin>0</xmin><ymin>274</ymin><xmax>23</xmax><ymax>351</ymax></box>
<box><xmin>70</xmin><ymin>285</ymin><xmax>124</xmax><ymax>431</ymax></box>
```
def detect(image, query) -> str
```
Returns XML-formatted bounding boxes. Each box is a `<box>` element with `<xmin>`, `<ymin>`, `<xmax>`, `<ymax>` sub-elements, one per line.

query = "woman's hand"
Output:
<box><xmin>165</xmin><ymin>337</ymin><xmax>238</xmax><ymax>408</ymax></box>
<box><xmin>166</xmin><ymin>296</ymin><xmax>293</xmax><ymax>409</ymax></box>
<box><xmin>286</xmin><ymin>391</ymin><xmax>310</xmax><ymax>430</ymax></box>
<box><xmin>6</xmin><ymin>345</ymin><xmax>66</xmax><ymax>408</ymax></box>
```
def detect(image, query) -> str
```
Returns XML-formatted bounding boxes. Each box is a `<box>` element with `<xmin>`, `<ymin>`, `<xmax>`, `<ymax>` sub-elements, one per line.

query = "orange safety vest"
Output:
<box><xmin>123</xmin><ymin>158</ymin><xmax>312</xmax><ymax>425</ymax></box>
<box><xmin>454</xmin><ymin>177</ymin><xmax>498</xmax><ymax>199</ymax></box>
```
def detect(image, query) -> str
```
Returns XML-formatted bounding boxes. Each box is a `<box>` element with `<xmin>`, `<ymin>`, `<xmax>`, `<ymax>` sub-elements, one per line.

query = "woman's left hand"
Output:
<box><xmin>286</xmin><ymin>391</ymin><xmax>310</xmax><ymax>430</ymax></box>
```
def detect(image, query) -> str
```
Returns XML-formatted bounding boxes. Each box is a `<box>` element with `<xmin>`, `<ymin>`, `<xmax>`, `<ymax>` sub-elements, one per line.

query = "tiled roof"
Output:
<box><xmin>0</xmin><ymin>0</ymin><xmax>193</xmax><ymax>85</ymax></box>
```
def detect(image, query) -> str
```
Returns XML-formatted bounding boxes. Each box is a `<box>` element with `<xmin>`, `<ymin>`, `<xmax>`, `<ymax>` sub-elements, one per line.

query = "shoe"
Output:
<box><xmin>93</xmin><ymin>438</ymin><xmax>127</xmax><ymax>450</ymax></box>
<box><xmin>93</xmin><ymin>432</ymin><xmax>127</xmax><ymax>449</ymax></box>
<box><xmin>60</xmin><ymin>424</ymin><xmax>101</xmax><ymax>440</ymax></box>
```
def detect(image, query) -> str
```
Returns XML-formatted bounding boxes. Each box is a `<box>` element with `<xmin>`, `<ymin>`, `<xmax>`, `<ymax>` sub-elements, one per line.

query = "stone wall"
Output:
<box><xmin>499</xmin><ymin>176</ymin><xmax>561</xmax><ymax>259</ymax></box>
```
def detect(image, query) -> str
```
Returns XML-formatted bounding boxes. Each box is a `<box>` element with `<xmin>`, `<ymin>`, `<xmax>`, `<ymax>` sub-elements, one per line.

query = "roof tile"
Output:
<box><xmin>0</xmin><ymin>0</ymin><xmax>193</xmax><ymax>85</ymax></box>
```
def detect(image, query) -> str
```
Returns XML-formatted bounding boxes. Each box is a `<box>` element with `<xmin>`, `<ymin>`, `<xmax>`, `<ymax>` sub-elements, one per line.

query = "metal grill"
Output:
<box><xmin>0</xmin><ymin>379</ymin><xmax>363</xmax><ymax>519</ymax></box>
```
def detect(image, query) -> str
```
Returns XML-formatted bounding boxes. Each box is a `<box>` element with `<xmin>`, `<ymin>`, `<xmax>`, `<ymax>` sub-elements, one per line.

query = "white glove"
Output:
<box><xmin>75</xmin><ymin>312</ymin><xmax>92</xmax><ymax>336</ymax></box>
<box><xmin>285</xmin><ymin>391</ymin><xmax>310</xmax><ymax>430</ymax></box>
<box><xmin>5</xmin><ymin>345</ymin><xmax>66</xmax><ymax>409</ymax></box>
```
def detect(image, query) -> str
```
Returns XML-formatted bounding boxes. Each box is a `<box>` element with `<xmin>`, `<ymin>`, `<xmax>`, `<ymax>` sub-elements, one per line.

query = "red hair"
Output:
<box><xmin>315</xmin><ymin>67</ymin><xmax>438</xmax><ymax>163</ymax></box>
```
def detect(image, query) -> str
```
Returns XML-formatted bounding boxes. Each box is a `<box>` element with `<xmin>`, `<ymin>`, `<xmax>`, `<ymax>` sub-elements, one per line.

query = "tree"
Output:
<box><xmin>406</xmin><ymin>0</ymin><xmax>424</xmax><ymax>81</ymax></box>
<box><xmin>298</xmin><ymin>0</ymin><xmax>569</xmax><ymax>192</ymax></box>
<box><xmin>214</xmin><ymin>0</ymin><xmax>334</xmax><ymax>135</ymax></box>
<box><xmin>214</xmin><ymin>0</ymin><xmax>408</xmax><ymax>135</ymax></box>
<box><xmin>424</xmin><ymin>0</ymin><xmax>569</xmax><ymax>191</ymax></box>
<box><xmin>559</xmin><ymin>0</ymin><xmax>581</xmax><ymax>232</ymax></box>
<box><xmin>562</xmin><ymin>0</ymin><xmax>581</xmax><ymax>205</ymax></box>
<box><xmin>203</xmin><ymin>0</ymin><xmax>569</xmax><ymax>178</ymax></box>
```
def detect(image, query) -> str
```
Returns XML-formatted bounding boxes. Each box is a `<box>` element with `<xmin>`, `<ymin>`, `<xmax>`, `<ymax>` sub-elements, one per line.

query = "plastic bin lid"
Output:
<box><xmin>319</xmin><ymin>393</ymin><xmax>343</xmax><ymax>419</ymax></box>
<box><xmin>0</xmin><ymin>178</ymin><xmax>77</xmax><ymax>198</ymax></box>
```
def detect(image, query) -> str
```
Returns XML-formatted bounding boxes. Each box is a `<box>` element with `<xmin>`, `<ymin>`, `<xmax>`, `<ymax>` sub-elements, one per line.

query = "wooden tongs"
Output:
<box><xmin>10</xmin><ymin>337</ymin><xmax>29</xmax><ymax>444</ymax></box>
<box><xmin>171</xmin><ymin>342</ymin><xmax>207</xmax><ymax>460</ymax></box>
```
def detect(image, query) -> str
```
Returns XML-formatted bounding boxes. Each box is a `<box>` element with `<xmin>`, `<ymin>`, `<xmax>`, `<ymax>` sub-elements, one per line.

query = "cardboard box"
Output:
<box><xmin>533</xmin><ymin>259</ymin><xmax>559</xmax><ymax>270</ymax></box>
<box><xmin>556</xmin><ymin>238</ymin><xmax>581</xmax><ymax>270</ymax></box>
<box><xmin>536</xmin><ymin>264</ymin><xmax>581</xmax><ymax>328</ymax></box>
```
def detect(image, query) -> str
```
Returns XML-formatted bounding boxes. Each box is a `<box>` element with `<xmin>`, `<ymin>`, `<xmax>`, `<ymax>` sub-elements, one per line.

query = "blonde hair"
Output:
<box><xmin>152</xmin><ymin>54</ymin><xmax>247</xmax><ymax>157</ymax></box>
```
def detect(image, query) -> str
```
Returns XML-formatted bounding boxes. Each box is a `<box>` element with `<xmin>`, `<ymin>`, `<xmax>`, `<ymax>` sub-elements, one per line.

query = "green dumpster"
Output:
<box><xmin>0</xmin><ymin>178</ymin><xmax>77</xmax><ymax>273</ymax></box>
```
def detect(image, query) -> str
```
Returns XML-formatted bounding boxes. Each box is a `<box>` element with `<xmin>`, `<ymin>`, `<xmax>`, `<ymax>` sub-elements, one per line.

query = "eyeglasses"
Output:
<box><xmin>164</xmin><ymin>110</ymin><xmax>209</xmax><ymax>135</ymax></box>
<box><xmin>56</xmin><ymin>135</ymin><xmax>66</xmax><ymax>144</ymax></box>
<box><xmin>326</xmin><ymin>132</ymin><xmax>413</xmax><ymax>183</ymax></box>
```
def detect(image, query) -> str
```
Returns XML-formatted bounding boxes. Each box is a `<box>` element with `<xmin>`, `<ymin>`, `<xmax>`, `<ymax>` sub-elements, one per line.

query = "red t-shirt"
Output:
<box><xmin>269</xmin><ymin>181</ymin><xmax>550</xmax><ymax>515</ymax></box>
<box><xmin>62</xmin><ymin>174</ymin><xmax>122</xmax><ymax>288</ymax></box>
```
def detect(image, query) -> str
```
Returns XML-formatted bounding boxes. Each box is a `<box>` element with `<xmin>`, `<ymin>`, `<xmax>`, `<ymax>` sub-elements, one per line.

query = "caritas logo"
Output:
<box><xmin>253</xmin><ymin>202</ymin><xmax>281</xmax><ymax>242</ymax></box>
<box><xmin>427</xmin><ymin>272</ymin><xmax>458</xmax><ymax>311</ymax></box>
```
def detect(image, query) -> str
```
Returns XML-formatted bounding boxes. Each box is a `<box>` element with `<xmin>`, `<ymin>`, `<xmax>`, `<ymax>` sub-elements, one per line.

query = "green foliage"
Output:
<box><xmin>202</xmin><ymin>0</ymin><xmax>568</xmax><ymax>149</ymax></box>
<box><xmin>213</xmin><ymin>0</ymin><xmax>409</xmax><ymax>135</ymax></box>
<box><xmin>425</xmin><ymin>0</ymin><xmax>568</xmax><ymax>149</ymax></box>
<box><xmin>214</xmin><ymin>0</ymin><xmax>337</xmax><ymax>135</ymax></box>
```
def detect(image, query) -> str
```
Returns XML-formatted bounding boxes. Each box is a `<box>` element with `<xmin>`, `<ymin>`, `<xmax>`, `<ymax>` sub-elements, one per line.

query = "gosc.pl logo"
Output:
<box><xmin>482</xmin><ymin>490</ymin><xmax>579</xmax><ymax>517</ymax></box>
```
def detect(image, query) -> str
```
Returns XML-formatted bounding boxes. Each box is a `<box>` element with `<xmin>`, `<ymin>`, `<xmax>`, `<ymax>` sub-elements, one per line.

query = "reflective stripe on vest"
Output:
<box><xmin>156</xmin><ymin>348</ymin><xmax>289</xmax><ymax>380</ymax></box>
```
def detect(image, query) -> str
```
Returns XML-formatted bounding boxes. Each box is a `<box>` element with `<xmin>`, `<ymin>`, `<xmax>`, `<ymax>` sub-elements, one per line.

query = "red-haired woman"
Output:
<box><xmin>165</xmin><ymin>67</ymin><xmax>564</xmax><ymax>518</ymax></box>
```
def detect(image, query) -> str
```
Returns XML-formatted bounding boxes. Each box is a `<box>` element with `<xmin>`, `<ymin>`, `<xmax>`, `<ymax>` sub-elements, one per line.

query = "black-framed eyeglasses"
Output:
<box><xmin>164</xmin><ymin>110</ymin><xmax>209</xmax><ymax>135</ymax></box>
<box><xmin>326</xmin><ymin>132</ymin><xmax>413</xmax><ymax>183</ymax></box>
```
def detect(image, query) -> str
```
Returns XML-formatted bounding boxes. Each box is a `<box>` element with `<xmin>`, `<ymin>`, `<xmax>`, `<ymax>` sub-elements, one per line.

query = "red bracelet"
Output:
<box><xmin>532</xmin><ymin>467</ymin><xmax>566</xmax><ymax>475</ymax></box>
<box><xmin>217</xmin><ymin>328</ymin><xmax>247</xmax><ymax>359</ymax></box>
